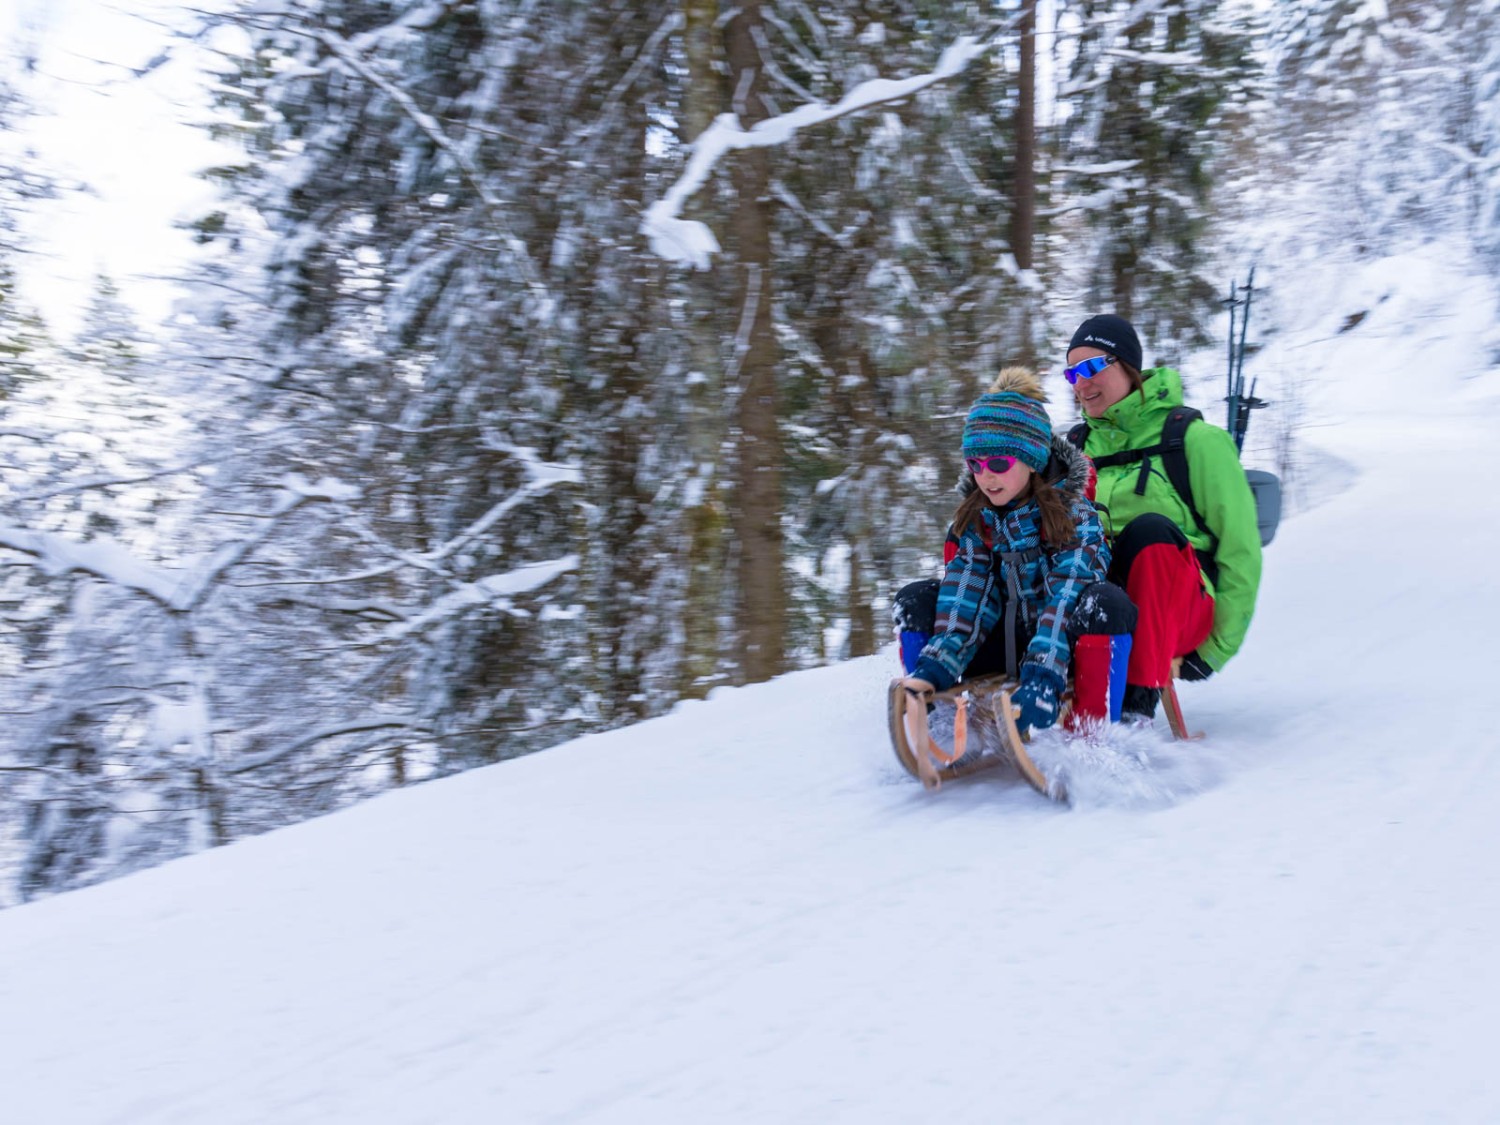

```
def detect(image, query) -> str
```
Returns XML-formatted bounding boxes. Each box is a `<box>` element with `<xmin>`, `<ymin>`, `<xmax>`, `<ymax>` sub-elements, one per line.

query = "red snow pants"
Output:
<box><xmin>1109</xmin><ymin>513</ymin><xmax>1215</xmax><ymax>689</ymax></box>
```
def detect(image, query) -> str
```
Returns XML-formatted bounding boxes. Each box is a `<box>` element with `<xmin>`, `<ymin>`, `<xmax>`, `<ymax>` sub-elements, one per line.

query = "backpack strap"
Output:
<box><xmin>1156</xmin><ymin>407</ymin><xmax>1218</xmax><ymax>558</ymax></box>
<box><xmin>1070</xmin><ymin>407</ymin><xmax>1220</xmax><ymax>570</ymax></box>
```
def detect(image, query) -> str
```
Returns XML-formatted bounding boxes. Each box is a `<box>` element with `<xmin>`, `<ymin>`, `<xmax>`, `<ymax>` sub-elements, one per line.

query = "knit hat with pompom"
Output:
<box><xmin>961</xmin><ymin>367</ymin><xmax>1053</xmax><ymax>473</ymax></box>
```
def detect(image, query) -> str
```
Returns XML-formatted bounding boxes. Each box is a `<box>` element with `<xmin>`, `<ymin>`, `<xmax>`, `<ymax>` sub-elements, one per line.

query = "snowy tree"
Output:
<box><xmin>1056</xmin><ymin>0</ymin><xmax>1261</xmax><ymax>351</ymax></box>
<box><xmin>1270</xmin><ymin>0</ymin><xmax>1494</xmax><ymax>258</ymax></box>
<box><xmin>766</xmin><ymin>7</ymin><xmax>1038</xmax><ymax>660</ymax></box>
<box><xmin>2</xmin><ymin>0</ymin><xmax>1320</xmax><ymax>900</ymax></box>
<box><xmin>0</xmin><ymin>75</ymin><xmax>53</xmax><ymax>402</ymax></box>
<box><xmin>1475</xmin><ymin>1</ymin><xmax>1500</xmax><ymax>266</ymax></box>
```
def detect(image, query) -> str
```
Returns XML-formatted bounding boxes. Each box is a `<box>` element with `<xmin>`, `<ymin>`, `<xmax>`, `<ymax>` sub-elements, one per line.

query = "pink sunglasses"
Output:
<box><xmin>965</xmin><ymin>454</ymin><xmax>1019</xmax><ymax>476</ymax></box>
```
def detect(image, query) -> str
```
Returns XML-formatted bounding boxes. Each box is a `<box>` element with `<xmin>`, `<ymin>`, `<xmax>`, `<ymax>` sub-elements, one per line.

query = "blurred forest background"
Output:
<box><xmin>2</xmin><ymin>0</ymin><xmax>1498</xmax><ymax>903</ymax></box>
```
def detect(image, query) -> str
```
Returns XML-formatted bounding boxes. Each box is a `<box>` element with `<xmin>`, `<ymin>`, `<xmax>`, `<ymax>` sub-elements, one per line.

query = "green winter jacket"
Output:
<box><xmin>1081</xmin><ymin>366</ymin><xmax>1262</xmax><ymax>671</ymax></box>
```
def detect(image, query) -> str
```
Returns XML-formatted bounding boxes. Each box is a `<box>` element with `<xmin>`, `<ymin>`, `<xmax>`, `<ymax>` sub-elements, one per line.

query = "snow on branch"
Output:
<box><xmin>0</xmin><ymin>525</ymin><xmax>182</xmax><ymax>605</ymax></box>
<box><xmin>230</xmin><ymin>446</ymin><xmax>579</xmax><ymax>590</ymax></box>
<box><xmin>409</xmin><ymin>443</ymin><xmax>579</xmax><ymax>566</ymax></box>
<box><xmin>1052</xmin><ymin>159</ymin><xmax>1142</xmax><ymax>177</ymax></box>
<box><xmin>316</xmin><ymin>30</ymin><xmax>495</xmax><ymax>209</ymax></box>
<box><xmin>227</xmin><ymin>717</ymin><xmax>420</xmax><ymax>775</ymax></box>
<box><xmin>343</xmin><ymin>0</ymin><xmax>467</xmax><ymax>53</ymax></box>
<box><xmin>582</xmin><ymin>11</ymin><xmax>683</xmax><ymax>136</ymax></box>
<box><xmin>171</xmin><ymin>475</ymin><xmax>358</xmax><ymax>612</ymax></box>
<box><xmin>1102</xmin><ymin>48</ymin><xmax>1203</xmax><ymax>69</ymax></box>
<box><xmin>0</xmin><ymin>426</ymin><xmax>50</xmax><ymax>444</ymax></box>
<box><xmin>14</xmin><ymin>457</ymin><xmax>220</xmax><ymax>506</ymax></box>
<box><xmin>306</xmin><ymin>25</ymin><xmax>554</xmax><ymax>317</ymax></box>
<box><xmin>1054</xmin><ymin>0</ymin><xmax>1174</xmax><ymax>97</ymax></box>
<box><xmin>0</xmin><ymin>474</ymin><xmax>358</xmax><ymax>612</ymax></box>
<box><xmin>375</xmin><ymin>554</ymin><xmax>580</xmax><ymax>644</ymax></box>
<box><xmin>642</xmin><ymin>35</ymin><xmax>991</xmax><ymax>269</ymax></box>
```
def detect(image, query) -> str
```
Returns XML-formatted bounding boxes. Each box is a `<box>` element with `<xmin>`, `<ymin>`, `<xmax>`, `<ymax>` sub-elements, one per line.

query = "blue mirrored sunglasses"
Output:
<box><xmin>1064</xmin><ymin>355</ymin><xmax>1117</xmax><ymax>385</ymax></box>
<box><xmin>964</xmin><ymin>454</ymin><xmax>1019</xmax><ymax>476</ymax></box>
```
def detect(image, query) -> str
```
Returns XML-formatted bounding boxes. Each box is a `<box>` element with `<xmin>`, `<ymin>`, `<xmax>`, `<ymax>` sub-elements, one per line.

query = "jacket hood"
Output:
<box><xmin>955</xmin><ymin>433</ymin><xmax>1092</xmax><ymax>501</ymax></box>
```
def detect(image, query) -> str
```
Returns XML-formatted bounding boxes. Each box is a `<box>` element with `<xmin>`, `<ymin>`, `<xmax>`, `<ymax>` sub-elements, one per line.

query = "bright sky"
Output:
<box><xmin>5</xmin><ymin>0</ymin><xmax>228</xmax><ymax>337</ymax></box>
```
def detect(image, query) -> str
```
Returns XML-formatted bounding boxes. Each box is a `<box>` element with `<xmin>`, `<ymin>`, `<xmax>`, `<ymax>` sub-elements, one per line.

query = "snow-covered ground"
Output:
<box><xmin>3</xmin><ymin>243</ymin><xmax>1500</xmax><ymax>1122</ymax></box>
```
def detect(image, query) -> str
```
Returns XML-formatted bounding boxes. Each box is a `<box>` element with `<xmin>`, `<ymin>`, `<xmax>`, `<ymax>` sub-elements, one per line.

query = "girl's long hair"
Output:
<box><xmin>955</xmin><ymin>470</ymin><xmax>1078</xmax><ymax>549</ymax></box>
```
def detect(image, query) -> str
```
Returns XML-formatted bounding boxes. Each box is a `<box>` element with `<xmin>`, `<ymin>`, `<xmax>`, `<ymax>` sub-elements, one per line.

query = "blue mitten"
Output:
<box><xmin>1011</xmin><ymin>664</ymin><xmax>1066</xmax><ymax>732</ymax></box>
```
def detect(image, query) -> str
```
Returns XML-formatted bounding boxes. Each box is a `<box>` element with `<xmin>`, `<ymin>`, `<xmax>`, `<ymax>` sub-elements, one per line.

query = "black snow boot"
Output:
<box><xmin>1121</xmin><ymin>683</ymin><xmax>1160</xmax><ymax>722</ymax></box>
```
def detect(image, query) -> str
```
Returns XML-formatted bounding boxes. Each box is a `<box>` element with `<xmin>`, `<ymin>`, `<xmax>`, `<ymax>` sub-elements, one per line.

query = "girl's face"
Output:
<box><xmin>1067</xmin><ymin>346</ymin><xmax>1134</xmax><ymax>418</ymax></box>
<box><xmin>969</xmin><ymin>454</ymin><xmax>1033</xmax><ymax>508</ymax></box>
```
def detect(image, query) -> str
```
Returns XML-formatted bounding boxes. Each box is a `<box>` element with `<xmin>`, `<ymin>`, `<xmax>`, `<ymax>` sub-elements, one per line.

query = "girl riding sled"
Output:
<box><xmin>895</xmin><ymin>367</ymin><xmax>1136</xmax><ymax>733</ymax></box>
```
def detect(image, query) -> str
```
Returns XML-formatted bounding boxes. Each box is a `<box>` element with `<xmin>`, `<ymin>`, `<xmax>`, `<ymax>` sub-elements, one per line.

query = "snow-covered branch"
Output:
<box><xmin>374</xmin><ymin>554</ymin><xmax>580</xmax><ymax>645</ymax></box>
<box><xmin>642</xmin><ymin>35</ymin><xmax>992</xmax><ymax>268</ymax></box>
<box><xmin>770</xmin><ymin>180</ymin><xmax>854</xmax><ymax>245</ymax></box>
<box><xmin>0</xmin><ymin>426</ymin><xmax>50</xmax><ymax>444</ymax></box>
<box><xmin>227</xmin><ymin>717</ymin><xmax>420</xmax><ymax>775</ymax></box>
<box><xmin>424</xmin><ymin>445</ymin><xmax>581</xmax><ymax>564</ymax></box>
<box><xmin>316</xmin><ymin>30</ymin><xmax>496</xmax><ymax>210</ymax></box>
<box><xmin>307</xmin><ymin>26</ymin><xmax>553</xmax><ymax>316</ymax></box>
<box><xmin>172</xmin><ymin>475</ymin><xmax>358</xmax><ymax>612</ymax></box>
<box><xmin>752</xmin><ymin>24</ymin><xmax>820</xmax><ymax>105</ymax></box>
<box><xmin>13</xmin><ymin>457</ymin><xmax>218</xmax><ymax>506</ymax></box>
<box><xmin>253</xmin><ymin>446</ymin><xmax>580</xmax><ymax>590</ymax></box>
<box><xmin>581</xmin><ymin>11</ymin><xmax>683</xmax><ymax>136</ymax></box>
<box><xmin>1053</xmin><ymin>159</ymin><xmax>1143</xmax><ymax>177</ymax></box>
<box><xmin>0</xmin><ymin>475</ymin><xmax>358</xmax><ymax>612</ymax></box>
<box><xmin>343</xmin><ymin>0</ymin><xmax>468</xmax><ymax>53</ymax></box>
<box><xmin>0</xmin><ymin>525</ymin><xmax>183</xmax><ymax>605</ymax></box>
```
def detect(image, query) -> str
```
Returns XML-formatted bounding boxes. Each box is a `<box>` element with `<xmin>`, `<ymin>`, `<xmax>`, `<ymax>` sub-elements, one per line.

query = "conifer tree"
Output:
<box><xmin>1271</xmin><ymin>0</ymin><xmax>1492</xmax><ymax>256</ymax></box>
<box><xmin>1059</xmin><ymin>0</ymin><xmax>1260</xmax><ymax>351</ymax></box>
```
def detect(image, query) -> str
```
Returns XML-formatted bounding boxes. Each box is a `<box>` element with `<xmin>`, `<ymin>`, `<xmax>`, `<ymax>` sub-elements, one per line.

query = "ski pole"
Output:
<box><xmin>1225</xmin><ymin>280</ymin><xmax>1239</xmax><ymax>434</ymax></box>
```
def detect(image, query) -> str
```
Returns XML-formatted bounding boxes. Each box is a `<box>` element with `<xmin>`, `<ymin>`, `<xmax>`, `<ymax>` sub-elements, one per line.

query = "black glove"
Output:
<box><xmin>1177</xmin><ymin>650</ymin><xmax>1215</xmax><ymax>682</ymax></box>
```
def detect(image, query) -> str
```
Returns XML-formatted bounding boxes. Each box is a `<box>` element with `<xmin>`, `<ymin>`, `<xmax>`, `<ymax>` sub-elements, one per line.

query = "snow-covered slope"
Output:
<box><xmin>3</xmin><ymin>245</ymin><xmax>1500</xmax><ymax>1123</ymax></box>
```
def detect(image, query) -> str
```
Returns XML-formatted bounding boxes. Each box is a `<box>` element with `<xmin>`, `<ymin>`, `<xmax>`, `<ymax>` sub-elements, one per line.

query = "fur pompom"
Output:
<box><xmin>987</xmin><ymin>366</ymin><xmax>1048</xmax><ymax>402</ymax></box>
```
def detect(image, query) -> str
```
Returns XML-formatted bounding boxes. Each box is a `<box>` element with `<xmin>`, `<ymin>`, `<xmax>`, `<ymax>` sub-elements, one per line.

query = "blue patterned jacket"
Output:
<box><xmin>911</xmin><ymin>437</ymin><xmax>1110</xmax><ymax>691</ymax></box>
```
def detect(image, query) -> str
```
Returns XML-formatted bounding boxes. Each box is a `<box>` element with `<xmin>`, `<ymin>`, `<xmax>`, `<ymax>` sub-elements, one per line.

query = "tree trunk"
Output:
<box><xmin>1011</xmin><ymin>0</ymin><xmax>1039</xmax><ymax>365</ymax></box>
<box><xmin>678</xmin><ymin>0</ymin><xmax>730</xmax><ymax>697</ymax></box>
<box><xmin>1012</xmin><ymin>0</ymin><xmax>1037</xmax><ymax>273</ymax></box>
<box><xmin>724</xmin><ymin>2</ymin><xmax>785</xmax><ymax>684</ymax></box>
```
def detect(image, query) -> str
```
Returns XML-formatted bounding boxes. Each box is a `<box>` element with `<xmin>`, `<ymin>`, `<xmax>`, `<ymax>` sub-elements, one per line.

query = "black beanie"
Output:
<box><xmin>1068</xmin><ymin>315</ymin><xmax>1143</xmax><ymax>373</ymax></box>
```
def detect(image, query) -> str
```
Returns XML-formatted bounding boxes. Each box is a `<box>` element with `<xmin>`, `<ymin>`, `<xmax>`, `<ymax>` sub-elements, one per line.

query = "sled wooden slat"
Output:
<box><xmin>904</xmin><ymin>688</ymin><xmax>943</xmax><ymax>790</ymax></box>
<box><xmin>996</xmin><ymin>686</ymin><xmax>1057</xmax><ymax>799</ymax></box>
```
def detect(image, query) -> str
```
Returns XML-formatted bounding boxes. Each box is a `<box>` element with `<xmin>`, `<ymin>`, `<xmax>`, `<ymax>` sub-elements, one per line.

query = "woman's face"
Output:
<box><xmin>970</xmin><ymin>455</ymin><xmax>1033</xmax><ymax>508</ymax></box>
<box><xmin>1067</xmin><ymin>347</ymin><xmax>1134</xmax><ymax>418</ymax></box>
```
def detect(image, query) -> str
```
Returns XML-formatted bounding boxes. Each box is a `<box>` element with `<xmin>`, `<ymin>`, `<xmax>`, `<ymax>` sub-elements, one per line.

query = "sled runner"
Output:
<box><xmin>888</xmin><ymin>675</ymin><xmax>1058</xmax><ymax>798</ymax></box>
<box><xmin>1161</xmin><ymin>680</ymin><xmax>1202</xmax><ymax>742</ymax></box>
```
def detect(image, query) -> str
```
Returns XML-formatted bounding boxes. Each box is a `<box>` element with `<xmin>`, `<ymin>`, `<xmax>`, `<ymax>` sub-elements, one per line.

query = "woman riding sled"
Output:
<box><xmin>1063</xmin><ymin>314</ymin><xmax>1263</xmax><ymax>721</ymax></box>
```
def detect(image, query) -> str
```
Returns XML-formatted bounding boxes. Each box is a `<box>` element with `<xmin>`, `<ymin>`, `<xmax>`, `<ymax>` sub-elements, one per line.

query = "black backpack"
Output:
<box><xmin>1066</xmin><ymin>408</ymin><xmax>1280</xmax><ymax>577</ymax></box>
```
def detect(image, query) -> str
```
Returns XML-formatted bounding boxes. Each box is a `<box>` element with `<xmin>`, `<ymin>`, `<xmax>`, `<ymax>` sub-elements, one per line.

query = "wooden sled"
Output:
<box><xmin>889</xmin><ymin>672</ymin><xmax>1202</xmax><ymax>799</ymax></box>
<box><xmin>887</xmin><ymin>675</ymin><xmax>1058</xmax><ymax>798</ymax></box>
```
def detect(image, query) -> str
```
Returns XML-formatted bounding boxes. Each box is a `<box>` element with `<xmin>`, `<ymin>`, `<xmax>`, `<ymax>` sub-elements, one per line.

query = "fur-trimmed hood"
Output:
<box><xmin>954</xmin><ymin>432</ymin><xmax>1093</xmax><ymax>501</ymax></box>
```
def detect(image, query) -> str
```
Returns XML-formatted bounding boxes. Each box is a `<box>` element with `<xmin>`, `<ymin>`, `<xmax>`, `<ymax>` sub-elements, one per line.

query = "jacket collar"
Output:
<box><xmin>1090</xmin><ymin>366</ymin><xmax>1184</xmax><ymax>436</ymax></box>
